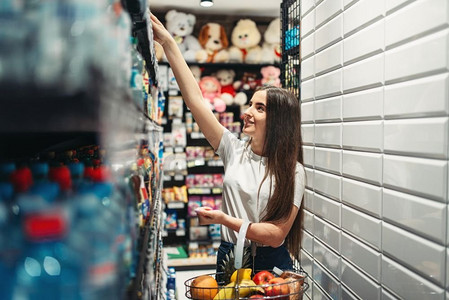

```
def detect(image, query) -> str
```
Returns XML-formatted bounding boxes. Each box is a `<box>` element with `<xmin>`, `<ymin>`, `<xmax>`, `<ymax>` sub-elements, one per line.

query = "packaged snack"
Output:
<box><xmin>188</xmin><ymin>197</ymin><xmax>202</xmax><ymax>217</ymax></box>
<box><xmin>201</xmin><ymin>196</ymin><xmax>215</xmax><ymax>210</ymax></box>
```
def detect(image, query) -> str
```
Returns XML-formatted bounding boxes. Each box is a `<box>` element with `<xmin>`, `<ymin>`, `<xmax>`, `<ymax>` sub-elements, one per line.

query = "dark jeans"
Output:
<box><xmin>216</xmin><ymin>240</ymin><xmax>293</xmax><ymax>280</ymax></box>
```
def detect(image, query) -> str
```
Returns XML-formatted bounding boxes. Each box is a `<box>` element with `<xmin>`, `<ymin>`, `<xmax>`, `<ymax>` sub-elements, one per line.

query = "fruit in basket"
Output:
<box><xmin>191</xmin><ymin>275</ymin><xmax>219</xmax><ymax>300</ymax></box>
<box><xmin>280</xmin><ymin>271</ymin><xmax>306</xmax><ymax>300</ymax></box>
<box><xmin>230</xmin><ymin>268</ymin><xmax>252</xmax><ymax>282</ymax></box>
<box><xmin>214</xmin><ymin>281</ymin><xmax>236</xmax><ymax>300</ymax></box>
<box><xmin>213</xmin><ymin>279</ymin><xmax>264</xmax><ymax>300</ymax></box>
<box><xmin>238</xmin><ymin>279</ymin><xmax>265</xmax><ymax>297</ymax></box>
<box><xmin>253</xmin><ymin>270</ymin><xmax>275</xmax><ymax>285</ymax></box>
<box><xmin>265</xmin><ymin>277</ymin><xmax>289</xmax><ymax>299</ymax></box>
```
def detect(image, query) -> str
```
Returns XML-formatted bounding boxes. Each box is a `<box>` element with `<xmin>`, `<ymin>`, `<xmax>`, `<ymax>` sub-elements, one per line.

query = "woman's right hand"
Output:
<box><xmin>150</xmin><ymin>14</ymin><xmax>173</xmax><ymax>47</ymax></box>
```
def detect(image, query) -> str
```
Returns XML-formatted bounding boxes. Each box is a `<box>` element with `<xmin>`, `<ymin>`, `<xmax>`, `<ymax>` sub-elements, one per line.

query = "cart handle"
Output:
<box><xmin>234</xmin><ymin>220</ymin><xmax>250</xmax><ymax>269</ymax></box>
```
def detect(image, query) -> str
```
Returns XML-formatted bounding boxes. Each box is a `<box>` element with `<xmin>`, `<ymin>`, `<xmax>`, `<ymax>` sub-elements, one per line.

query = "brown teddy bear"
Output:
<box><xmin>228</xmin><ymin>19</ymin><xmax>263</xmax><ymax>64</ymax></box>
<box><xmin>196</xmin><ymin>23</ymin><xmax>230</xmax><ymax>63</ymax></box>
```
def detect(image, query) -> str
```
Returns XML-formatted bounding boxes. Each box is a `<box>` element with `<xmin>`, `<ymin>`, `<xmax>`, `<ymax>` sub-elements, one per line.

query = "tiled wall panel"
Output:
<box><xmin>384</xmin><ymin>74</ymin><xmax>449</xmax><ymax>119</ymax></box>
<box><xmin>315</xmin><ymin>147</ymin><xmax>341</xmax><ymax>174</ymax></box>
<box><xmin>341</xmin><ymin>232</ymin><xmax>381</xmax><ymax>281</ymax></box>
<box><xmin>300</xmin><ymin>0</ymin><xmax>449</xmax><ymax>298</ymax></box>
<box><xmin>343</xmin><ymin>87</ymin><xmax>384</xmax><ymax>121</ymax></box>
<box><xmin>341</xmin><ymin>260</ymin><xmax>381</xmax><ymax>299</ymax></box>
<box><xmin>382</xmin><ymin>188</ymin><xmax>447</xmax><ymax>244</ymax></box>
<box><xmin>314</xmin><ymin>96</ymin><xmax>342</xmax><ymax>122</ymax></box>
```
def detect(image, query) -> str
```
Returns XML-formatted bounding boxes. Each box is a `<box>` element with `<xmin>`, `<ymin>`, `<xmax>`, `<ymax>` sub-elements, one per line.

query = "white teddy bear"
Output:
<box><xmin>228</xmin><ymin>19</ymin><xmax>263</xmax><ymax>64</ymax></box>
<box><xmin>261</xmin><ymin>18</ymin><xmax>281</xmax><ymax>64</ymax></box>
<box><xmin>165</xmin><ymin>10</ymin><xmax>202</xmax><ymax>62</ymax></box>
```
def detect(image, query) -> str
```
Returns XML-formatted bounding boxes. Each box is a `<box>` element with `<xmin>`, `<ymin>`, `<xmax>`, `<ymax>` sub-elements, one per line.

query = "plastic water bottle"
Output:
<box><xmin>130</xmin><ymin>36</ymin><xmax>144</xmax><ymax>109</ymax></box>
<box><xmin>0</xmin><ymin>183</ymin><xmax>15</xmax><ymax>300</ymax></box>
<box><xmin>13</xmin><ymin>211</ymin><xmax>82</xmax><ymax>300</ymax></box>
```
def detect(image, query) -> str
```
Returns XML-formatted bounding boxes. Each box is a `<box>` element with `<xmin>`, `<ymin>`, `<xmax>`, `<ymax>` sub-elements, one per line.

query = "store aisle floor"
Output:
<box><xmin>175</xmin><ymin>269</ymin><xmax>215</xmax><ymax>300</ymax></box>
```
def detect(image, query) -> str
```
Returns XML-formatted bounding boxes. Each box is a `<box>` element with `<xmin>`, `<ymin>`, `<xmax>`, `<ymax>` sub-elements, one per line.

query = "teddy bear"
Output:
<box><xmin>260</xmin><ymin>66</ymin><xmax>281</xmax><ymax>87</ymax></box>
<box><xmin>214</xmin><ymin>69</ymin><xmax>236</xmax><ymax>105</ymax></box>
<box><xmin>196</xmin><ymin>23</ymin><xmax>230</xmax><ymax>63</ymax></box>
<box><xmin>261</xmin><ymin>18</ymin><xmax>281</xmax><ymax>64</ymax></box>
<box><xmin>233</xmin><ymin>72</ymin><xmax>260</xmax><ymax>105</ymax></box>
<box><xmin>228</xmin><ymin>19</ymin><xmax>263</xmax><ymax>64</ymax></box>
<box><xmin>165</xmin><ymin>10</ymin><xmax>202</xmax><ymax>62</ymax></box>
<box><xmin>199</xmin><ymin>76</ymin><xmax>226</xmax><ymax>112</ymax></box>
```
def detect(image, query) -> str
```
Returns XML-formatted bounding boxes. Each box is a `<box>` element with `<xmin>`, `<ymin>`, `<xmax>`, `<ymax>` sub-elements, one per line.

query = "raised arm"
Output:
<box><xmin>150</xmin><ymin>14</ymin><xmax>224</xmax><ymax>150</ymax></box>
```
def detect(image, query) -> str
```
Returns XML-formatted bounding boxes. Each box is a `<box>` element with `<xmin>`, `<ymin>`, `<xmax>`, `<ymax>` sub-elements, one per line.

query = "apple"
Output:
<box><xmin>253</xmin><ymin>270</ymin><xmax>275</xmax><ymax>285</ymax></box>
<box><xmin>265</xmin><ymin>277</ymin><xmax>289</xmax><ymax>300</ymax></box>
<box><xmin>248</xmin><ymin>295</ymin><xmax>265</xmax><ymax>299</ymax></box>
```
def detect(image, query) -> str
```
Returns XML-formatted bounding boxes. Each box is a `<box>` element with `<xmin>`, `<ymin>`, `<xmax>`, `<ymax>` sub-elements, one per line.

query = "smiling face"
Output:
<box><xmin>242</xmin><ymin>90</ymin><xmax>267</xmax><ymax>152</ymax></box>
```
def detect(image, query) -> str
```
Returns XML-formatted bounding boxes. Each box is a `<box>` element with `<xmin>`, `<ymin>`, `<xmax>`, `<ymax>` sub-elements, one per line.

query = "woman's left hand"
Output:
<box><xmin>195</xmin><ymin>207</ymin><xmax>225</xmax><ymax>225</ymax></box>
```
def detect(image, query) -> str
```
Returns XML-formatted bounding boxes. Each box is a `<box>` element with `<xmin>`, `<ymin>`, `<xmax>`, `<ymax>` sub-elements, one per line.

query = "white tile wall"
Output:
<box><xmin>342</xmin><ymin>87</ymin><xmax>384</xmax><ymax>121</ymax></box>
<box><xmin>300</xmin><ymin>0</ymin><xmax>449</xmax><ymax>298</ymax></box>
<box><xmin>314</xmin><ymin>96</ymin><xmax>342</xmax><ymax>122</ymax></box>
<box><xmin>341</xmin><ymin>259</ymin><xmax>381</xmax><ymax>299</ymax></box>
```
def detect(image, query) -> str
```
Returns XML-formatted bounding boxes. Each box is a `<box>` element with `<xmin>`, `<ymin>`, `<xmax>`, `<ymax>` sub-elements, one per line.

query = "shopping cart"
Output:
<box><xmin>184</xmin><ymin>220</ymin><xmax>309</xmax><ymax>299</ymax></box>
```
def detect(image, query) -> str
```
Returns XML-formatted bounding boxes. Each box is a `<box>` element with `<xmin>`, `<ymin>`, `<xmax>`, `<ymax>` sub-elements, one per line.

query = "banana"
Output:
<box><xmin>230</xmin><ymin>268</ymin><xmax>252</xmax><ymax>283</ymax></box>
<box><xmin>236</xmin><ymin>279</ymin><xmax>265</xmax><ymax>297</ymax></box>
<box><xmin>213</xmin><ymin>282</ymin><xmax>236</xmax><ymax>300</ymax></box>
<box><xmin>213</xmin><ymin>279</ymin><xmax>265</xmax><ymax>299</ymax></box>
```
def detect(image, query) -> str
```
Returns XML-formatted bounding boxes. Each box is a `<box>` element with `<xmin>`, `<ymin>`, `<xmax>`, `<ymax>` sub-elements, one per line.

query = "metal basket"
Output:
<box><xmin>184</xmin><ymin>221</ymin><xmax>309</xmax><ymax>300</ymax></box>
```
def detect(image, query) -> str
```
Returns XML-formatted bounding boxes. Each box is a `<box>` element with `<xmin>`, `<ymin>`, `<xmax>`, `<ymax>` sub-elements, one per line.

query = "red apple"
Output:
<box><xmin>253</xmin><ymin>270</ymin><xmax>275</xmax><ymax>285</ymax></box>
<box><xmin>249</xmin><ymin>295</ymin><xmax>265</xmax><ymax>299</ymax></box>
<box><xmin>265</xmin><ymin>277</ymin><xmax>289</xmax><ymax>300</ymax></box>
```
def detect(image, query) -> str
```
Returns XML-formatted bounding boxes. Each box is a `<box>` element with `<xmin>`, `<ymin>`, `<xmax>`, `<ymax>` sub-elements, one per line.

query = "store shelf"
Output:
<box><xmin>167</xmin><ymin>256</ymin><xmax>216</xmax><ymax>268</ymax></box>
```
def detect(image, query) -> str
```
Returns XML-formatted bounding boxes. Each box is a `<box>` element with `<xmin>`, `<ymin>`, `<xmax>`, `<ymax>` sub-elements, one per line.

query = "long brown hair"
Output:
<box><xmin>255</xmin><ymin>85</ymin><xmax>304</xmax><ymax>261</ymax></box>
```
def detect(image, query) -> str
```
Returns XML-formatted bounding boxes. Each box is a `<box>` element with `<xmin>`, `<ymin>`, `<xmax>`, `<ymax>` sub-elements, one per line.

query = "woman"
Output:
<box><xmin>150</xmin><ymin>14</ymin><xmax>305</xmax><ymax>272</ymax></box>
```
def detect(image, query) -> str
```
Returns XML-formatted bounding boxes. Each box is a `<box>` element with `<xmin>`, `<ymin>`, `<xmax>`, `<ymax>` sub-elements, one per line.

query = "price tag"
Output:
<box><xmin>167</xmin><ymin>202</ymin><xmax>185</xmax><ymax>209</ymax></box>
<box><xmin>212</xmin><ymin>188</ymin><xmax>223</xmax><ymax>194</ymax></box>
<box><xmin>188</xmin><ymin>188</ymin><xmax>211</xmax><ymax>194</ymax></box>
<box><xmin>176</xmin><ymin>229</ymin><xmax>185</xmax><ymax>236</ymax></box>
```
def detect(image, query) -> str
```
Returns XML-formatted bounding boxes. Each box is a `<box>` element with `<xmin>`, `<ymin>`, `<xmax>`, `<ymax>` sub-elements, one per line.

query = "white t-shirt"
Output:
<box><xmin>216</xmin><ymin>129</ymin><xmax>305</xmax><ymax>245</ymax></box>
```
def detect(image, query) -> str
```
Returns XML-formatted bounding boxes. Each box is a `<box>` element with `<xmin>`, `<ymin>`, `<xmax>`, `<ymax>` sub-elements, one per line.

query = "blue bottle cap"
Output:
<box><xmin>79</xmin><ymin>182</ymin><xmax>113</xmax><ymax>199</ymax></box>
<box><xmin>30</xmin><ymin>162</ymin><xmax>49</xmax><ymax>178</ymax></box>
<box><xmin>68</xmin><ymin>162</ymin><xmax>85</xmax><ymax>178</ymax></box>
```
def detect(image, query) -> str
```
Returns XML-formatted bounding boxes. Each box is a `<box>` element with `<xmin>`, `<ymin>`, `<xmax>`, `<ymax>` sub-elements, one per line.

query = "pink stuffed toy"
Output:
<box><xmin>260</xmin><ymin>66</ymin><xmax>281</xmax><ymax>87</ymax></box>
<box><xmin>199</xmin><ymin>76</ymin><xmax>226</xmax><ymax>112</ymax></box>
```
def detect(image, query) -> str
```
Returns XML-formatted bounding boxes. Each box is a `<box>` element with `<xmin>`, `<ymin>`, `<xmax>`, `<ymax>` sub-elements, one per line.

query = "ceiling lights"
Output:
<box><xmin>200</xmin><ymin>0</ymin><xmax>213</xmax><ymax>7</ymax></box>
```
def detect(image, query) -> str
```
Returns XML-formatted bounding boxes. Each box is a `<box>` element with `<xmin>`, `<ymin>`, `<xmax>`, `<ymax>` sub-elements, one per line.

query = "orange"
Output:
<box><xmin>190</xmin><ymin>275</ymin><xmax>219</xmax><ymax>300</ymax></box>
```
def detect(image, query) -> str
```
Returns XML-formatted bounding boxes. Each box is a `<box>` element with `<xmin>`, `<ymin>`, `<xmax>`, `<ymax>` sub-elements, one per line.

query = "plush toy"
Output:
<box><xmin>196</xmin><ymin>23</ymin><xmax>230</xmax><ymax>63</ymax></box>
<box><xmin>214</xmin><ymin>69</ymin><xmax>236</xmax><ymax>105</ymax></box>
<box><xmin>233</xmin><ymin>72</ymin><xmax>260</xmax><ymax>105</ymax></box>
<box><xmin>260</xmin><ymin>66</ymin><xmax>281</xmax><ymax>87</ymax></box>
<box><xmin>165</xmin><ymin>10</ymin><xmax>202</xmax><ymax>62</ymax></box>
<box><xmin>199</xmin><ymin>76</ymin><xmax>226</xmax><ymax>112</ymax></box>
<box><xmin>261</xmin><ymin>18</ymin><xmax>281</xmax><ymax>64</ymax></box>
<box><xmin>228</xmin><ymin>19</ymin><xmax>263</xmax><ymax>64</ymax></box>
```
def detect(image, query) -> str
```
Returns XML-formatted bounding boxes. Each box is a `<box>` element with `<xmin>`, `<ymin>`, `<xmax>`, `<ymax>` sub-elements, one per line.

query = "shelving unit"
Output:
<box><xmin>0</xmin><ymin>1</ymin><xmax>166</xmax><ymax>299</ymax></box>
<box><xmin>281</xmin><ymin>0</ymin><xmax>300</xmax><ymax>99</ymax></box>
